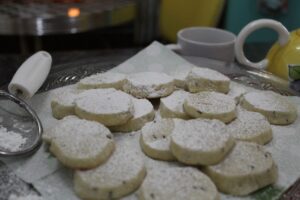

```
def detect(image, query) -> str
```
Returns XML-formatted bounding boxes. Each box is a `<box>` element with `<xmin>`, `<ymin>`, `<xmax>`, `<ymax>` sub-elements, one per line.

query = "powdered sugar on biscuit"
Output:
<box><xmin>75</xmin><ymin>89</ymin><xmax>133</xmax><ymax>115</ymax></box>
<box><xmin>123</xmin><ymin>72</ymin><xmax>175</xmax><ymax>98</ymax></box>
<box><xmin>243</xmin><ymin>91</ymin><xmax>296</xmax><ymax>112</ymax></box>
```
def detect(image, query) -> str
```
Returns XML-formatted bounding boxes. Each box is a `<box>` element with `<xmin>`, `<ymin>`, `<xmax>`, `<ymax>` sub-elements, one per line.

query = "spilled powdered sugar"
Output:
<box><xmin>0</xmin><ymin>126</ymin><xmax>27</xmax><ymax>152</ymax></box>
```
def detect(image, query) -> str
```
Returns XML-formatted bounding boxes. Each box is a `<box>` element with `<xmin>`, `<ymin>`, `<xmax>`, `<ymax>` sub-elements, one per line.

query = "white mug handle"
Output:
<box><xmin>235</xmin><ymin>19</ymin><xmax>290</xmax><ymax>69</ymax></box>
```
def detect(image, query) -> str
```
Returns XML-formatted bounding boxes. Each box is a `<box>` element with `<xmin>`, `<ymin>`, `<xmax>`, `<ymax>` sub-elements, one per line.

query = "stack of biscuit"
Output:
<box><xmin>45</xmin><ymin>67</ymin><xmax>297</xmax><ymax>200</ymax></box>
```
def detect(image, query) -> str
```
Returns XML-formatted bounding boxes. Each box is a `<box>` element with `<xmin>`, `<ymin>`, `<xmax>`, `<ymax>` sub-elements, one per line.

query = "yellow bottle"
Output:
<box><xmin>266</xmin><ymin>29</ymin><xmax>300</xmax><ymax>80</ymax></box>
<box><xmin>159</xmin><ymin>0</ymin><xmax>225</xmax><ymax>42</ymax></box>
<box><xmin>235</xmin><ymin>19</ymin><xmax>300</xmax><ymax>81</ymax></box>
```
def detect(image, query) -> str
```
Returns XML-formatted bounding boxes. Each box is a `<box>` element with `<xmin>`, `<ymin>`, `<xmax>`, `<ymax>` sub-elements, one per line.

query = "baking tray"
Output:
<box><xmin>39</xmin><ymin>54</ymin><xmax>300</xmax><ymax>96</ymax></box>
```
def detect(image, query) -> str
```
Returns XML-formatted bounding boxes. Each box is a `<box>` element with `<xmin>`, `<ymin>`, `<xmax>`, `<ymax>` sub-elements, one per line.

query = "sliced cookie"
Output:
<box><xmin>240</xmin><ymin>91</ymin><xmax>297</xmax><ymax>125</ymax></box>
<box><xmin>171</xmin><ymin>119</ymin><xmax>235</xmax><ymax>165</ymax></box>
<box><xmin>123</xmin><ymin>72</ymin><xmax>175</xmax><ymax>99</ymax></box>
<box><xmin>140</xmin><ymin>119</ymin><xmax>183</xmax><ymax>161</ymax></box>
<box><xmin>169</xmin><ymin>69</ymin><xmax>190</xmax><ymax>89</ymax></box>
<box><xmin>74</xmin><ymin>89</ymin><xmax>134</xmax><ymax>126</ymax></box>
<box><xmin>184</xmin><ymin>91</ymin><xmax>236</xmax><ymax>123</ymax></box>
<box><xmin>74</xmin><ymin>140</ymin><xmax>146</xmax><ymax>200</ymax></box>
<box><xmin>49</xmin><ymin>116</ymin><xmax>115</xmax><ymax>169</ymax></box>
<box><xmin>51</xmin><ymin>85</ymin><xmax>79</xmax><ymax>119</ymax></box>
<box><xmin>203</xmin><ymin>141</ymin><xmax>278</xmax><ymax>196</ymax></box>
<box><xmin>159</xmin><ymin>90</ymin><xmax>190</xmax><ymax>119</ymax></box>
<box><xmin>186</xmin><ymin>67</ymin><xmax>230</xmax><ymax>93</ymax></box>
<box><xmin>138</xmin><ymin>167</ymin><xmax>219</xmax><ymax>200</ymax></box>
<box><xmin>77</xmin><ymin>72</ymin><xmax>126</xmax><ymax>90</ymax></box>
<box><xmin>227</xmin><ymin>83</ymin><xmax>247</xmax><ymax>104</ymax></box>
<box><xmin>227</xmin><ymin>108</ymin><xmax>273</xmax><ymax>145</ymax></box>
<box><xmin>110</xmin><ymin>98</ymin><xmax>155</xmax><ymax>132</ymax></box>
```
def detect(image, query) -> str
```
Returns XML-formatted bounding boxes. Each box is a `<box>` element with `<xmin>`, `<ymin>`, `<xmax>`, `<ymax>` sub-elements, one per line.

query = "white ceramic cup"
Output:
<box><xmin>168</xmin><ymin>27</ymin><xmax>236</xmax><ymax>62</ymax></box>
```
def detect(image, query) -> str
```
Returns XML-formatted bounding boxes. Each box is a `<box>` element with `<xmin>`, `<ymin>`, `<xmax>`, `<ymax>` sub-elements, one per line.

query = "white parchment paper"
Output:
<box><xmin>2</xmin><ymin>42</ymin><xmax>300</xmax><ymax>200</ymax></box>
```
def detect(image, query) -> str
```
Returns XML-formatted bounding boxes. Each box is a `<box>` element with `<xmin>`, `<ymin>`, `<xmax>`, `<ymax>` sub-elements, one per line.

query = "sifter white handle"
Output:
<box><xmin>8</xmin><ymin>51</ymin><xmax>52</xmax><ymax>99</ymax></box>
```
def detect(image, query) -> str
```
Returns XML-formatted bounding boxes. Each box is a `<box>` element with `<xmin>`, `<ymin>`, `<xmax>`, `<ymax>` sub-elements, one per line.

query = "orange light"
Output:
<box><xmin>68</xmin><ymin>8</ymin><xmax>80</xmax><ymax>18</ymax></box>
